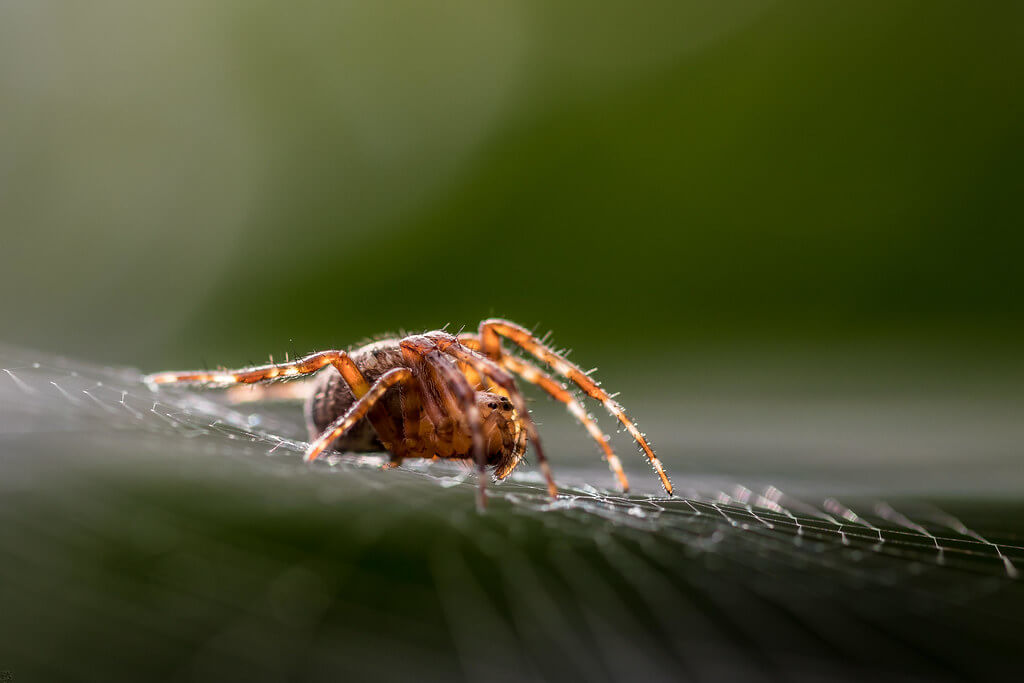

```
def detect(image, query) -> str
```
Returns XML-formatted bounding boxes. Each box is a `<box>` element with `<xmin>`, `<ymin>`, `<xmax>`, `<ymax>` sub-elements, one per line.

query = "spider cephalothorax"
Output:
<box><xmin>146</xmin><ymin>319</ymin><xmax>672</xmax><ymax>508</ymax></box>
<box><xmin>475</xmin><ymin>391</ymin><xmax>527</xmax><ymax>479</ymax></box>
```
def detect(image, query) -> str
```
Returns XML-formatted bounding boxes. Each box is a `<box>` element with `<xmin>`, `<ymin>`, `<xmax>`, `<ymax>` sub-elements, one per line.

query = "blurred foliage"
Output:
<box><xmin>1</xmin><ymin>1</ymin><xmax>1022</xmax><ymax>368</ymax></box>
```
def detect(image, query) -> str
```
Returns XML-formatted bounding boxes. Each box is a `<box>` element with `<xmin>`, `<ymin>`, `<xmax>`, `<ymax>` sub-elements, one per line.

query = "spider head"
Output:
<box><xmin>476</xmin><ymin>391</ymin><xmax>527</xmax><ymax>479</ymax></box>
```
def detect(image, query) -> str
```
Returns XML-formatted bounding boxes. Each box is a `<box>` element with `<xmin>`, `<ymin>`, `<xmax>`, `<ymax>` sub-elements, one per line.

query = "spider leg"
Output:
<box><xmin>225</xmin><ymin>381</ymin><xmax>312</xmax><ymax>404</ymax></box>
<box><xmin>427</xmin><ymin>352</ymin><xmax>488</xmax><ymax>510</ymax></box>
<box><xmin>438</xmin><ymin>340</ymin><xmax>559</xmax><ymax>500</ymax></box>
<box><xmin>146</xmin><ymin>350</ymin><xmax>373</xmax><ymax>396</ymax></box>
<box><xmin>149</xmin><ymin>350</ymin><xmax>406</xmax><ymax>457</ymax></box>
<box><xmin>456</xmin><ymin>358</ymin><xmax>486</xmax><ymax>390</ymax></box>
<box><xmin>400</xmin><ymin>346</ymin><xmax>454</xmax><ymax>448</ymax></box>
<box><xmin>477</xmin><ymin>319</ymin><xmax>673</xmax><ymax>496</ymax></box>
<box><xmin>397</xmin><ymin>369</ymin><xmax>429</xmax><ymax>459</ymax></box>
<box><xmin>458</xmin><ymin>333</ymin><xmax>629</xmax><ymax>493</ymax></box>
<box><xmin>401</xmin><ymin>340</ymin><xmax>488</xmax><ymax>510</ymax></box>
<box><xmin>305</xmin><ymin>368</ymin><xmax>413</xmax><ymax>463</ymax></box>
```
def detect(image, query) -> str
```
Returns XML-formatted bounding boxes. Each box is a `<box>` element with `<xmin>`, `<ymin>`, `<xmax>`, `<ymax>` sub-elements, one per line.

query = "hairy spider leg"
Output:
<box><xmin>146</xmin><ymin>350</ymin><xmax>405</xmax><ymax>456</ymax></box>
<box><xmin>305</xmin><ymin>368</ymin><xmax>414</xmax><ymax>463</ymax></box>
<box><xmin>146</xmin><ymin>350</ymin><xmax>370</xmax><ymax>392</ymax></box>
<box><xmin>457</xmin><ymin>359</ymin><xmax>486</xmax><ymax>391</ymax></box>
<box><xmin>397</xmin><ymin>367</ymin><xmax>429</xmax><ymax>459</ymax></box>
<box><xmin>478</xmin><ymin>319</ymin><xmax>673</xmax><ymax>496</ymax></box>
<box><xmin>400</xmin><ymin>346</ymin><xmax>457</xmax><ymax>452</ymax></box>
<box><xmin>401</xmin><ymin>341</ymin><xmax>488</xmax><ymax>509</ymax></box>
<box><xmin>426</xmin><ymin>351</ymin><xmax>488</xmax><ymax>510</ymax></box>
<box><xmin>458</xmin><ymin>334</ymin><xmax>629</xmax><ymax>493</ymax></box>
<box><xmin>225</xmin><ymin>381</ymin><xmax>311</xmax><ymax>404</ymax></box>
<box><xmin>438</xmin><ymin>339</ymin><xmax>559</xmax><ymax>499</ymax></box>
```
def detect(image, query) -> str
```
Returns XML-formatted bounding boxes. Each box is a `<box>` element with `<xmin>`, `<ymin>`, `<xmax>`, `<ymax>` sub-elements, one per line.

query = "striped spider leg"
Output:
<box><xmin>304</xmin><ymin>368</ymin><xmax>415</xmax><ymax>463</ymax></box>
<box><xmin>476</xmin><ymin>319</ymin><xmax>673</xmax><ymax>496</ymax></box>
<box><xmin>144</xmin><ymin>349</ymin><xmax>407</xmax><ymax>463</ymax></box>
<box><xmin>458</xmin><ymin>333</ymin><xmax>630</xmax><ymax>493</ymax></box>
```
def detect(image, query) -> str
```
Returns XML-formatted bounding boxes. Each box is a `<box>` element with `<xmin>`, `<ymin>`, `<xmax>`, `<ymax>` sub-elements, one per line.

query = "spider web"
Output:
<box><xmin>1</xmin><ymin>343</ymin><xmax>1022</xmax><ymax>682</ymax></box>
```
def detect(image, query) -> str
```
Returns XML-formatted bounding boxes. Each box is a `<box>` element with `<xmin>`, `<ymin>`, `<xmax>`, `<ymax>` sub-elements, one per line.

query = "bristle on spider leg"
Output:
<box><xmin>479</xmin><ymin>319</ymin><xmax>673</xmax><ymax>496</ymax></box>
<box><xmin>501</xmin><ymin>353</ymin><xmax>630</xmax><ymax>492</ymax></box>
<box><xmin>304</xmin><ymin>368</ymin><xmax>412</xmax><ymax>463</ymax></box>
<box><xmin>603</xmin><ymin>399</ymin><xmax>673</xmax><ymax>495</ymax></box>
<box><xmin>565</xmin><ymin>399</ymin><xmax>630</xmax><ymax>492</ymax></box>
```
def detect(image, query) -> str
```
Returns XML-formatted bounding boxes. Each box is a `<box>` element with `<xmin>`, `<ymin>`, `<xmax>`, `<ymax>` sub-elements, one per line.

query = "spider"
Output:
<box><xmin>145</xmin><ymin>319</ymin><xmax>673</xmax><ymax>507</ymax></box>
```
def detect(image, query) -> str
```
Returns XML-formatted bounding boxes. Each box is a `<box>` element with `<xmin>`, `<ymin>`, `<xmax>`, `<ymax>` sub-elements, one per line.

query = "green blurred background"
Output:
<box><xmin>2</xmin><ymin>0</ymin><xmax>1022</xmax><ymax>371</ymax></box>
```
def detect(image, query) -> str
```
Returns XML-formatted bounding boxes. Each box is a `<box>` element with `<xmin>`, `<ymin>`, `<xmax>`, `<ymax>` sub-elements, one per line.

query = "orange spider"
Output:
<box><xmin>145</xmin><ymin>319</ymin><xmax>673</xmax><ymax>508</ymax></box>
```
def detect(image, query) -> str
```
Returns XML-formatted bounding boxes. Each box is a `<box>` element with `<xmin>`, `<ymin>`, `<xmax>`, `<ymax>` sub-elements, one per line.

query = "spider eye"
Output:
<box><xmin>488</xmin><ymin>402</ymin><xmax>498</xmax><ymax>409</ymax></box>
